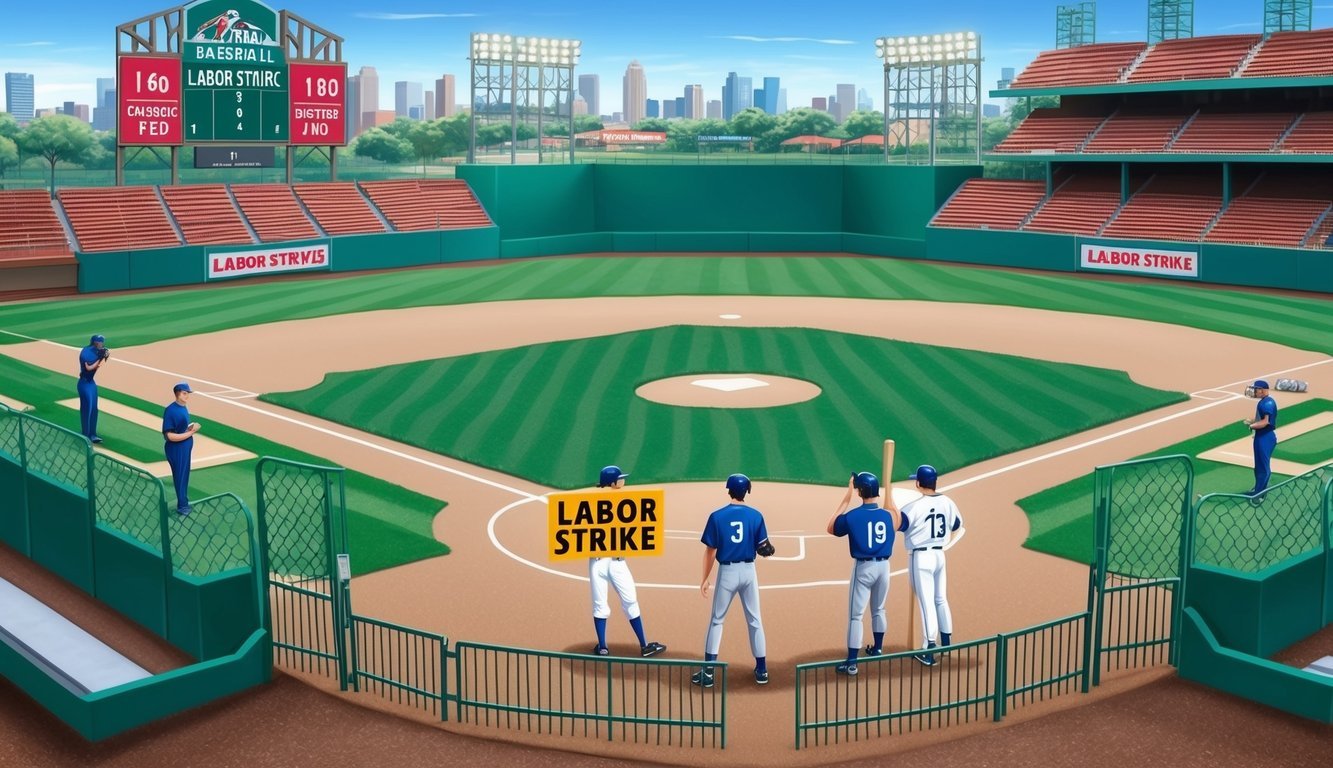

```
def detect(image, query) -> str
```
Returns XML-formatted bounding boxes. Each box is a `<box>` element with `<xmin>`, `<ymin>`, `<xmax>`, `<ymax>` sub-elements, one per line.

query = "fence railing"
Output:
<box><xmin>1192</xmin><ymin>467</ymin><xmax>1330</xmax><ymax>573</ymax></box>
<box><xmin>350</xmin><ymin>615</ymin><xmax>447</xmax><ymax>718</ymax></box>
<box><xmin>795</xmin><ymin>613</ymin><xmax>1089</xmax><ymax>749</ymax></box>
<box><xmin>452</xmin><ymin>642</ymin><xmax>727</xmax><ymax>748</ymax></box>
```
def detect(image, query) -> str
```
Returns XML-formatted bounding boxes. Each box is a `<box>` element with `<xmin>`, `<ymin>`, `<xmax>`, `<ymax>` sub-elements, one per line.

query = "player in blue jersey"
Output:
<box><xmin>1243</xmin><ymin>379</ymin><xmax>1279</xmax><ymax>499</ymax></box>
<box><xmin>162</xmin><ymin>382</ymin><xmax>200</xmax><ymax>515</ymax></box>
<box><xmin>825</xmin><ymin>472</ymin><xmax>898</xmax><ymax>675</ymax></box>
<box><xmin>77</xmin><ymin>334</ymin><xmax>109</xmax><ymax>444</ymax></box>
<box><xmin>694</xmin><ymin>473</ymin><xmax>775</xmax><ymax>687</ymax></box>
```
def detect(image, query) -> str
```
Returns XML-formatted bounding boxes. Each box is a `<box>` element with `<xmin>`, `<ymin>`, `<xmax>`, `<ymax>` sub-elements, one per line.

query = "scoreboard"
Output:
<box><xmin>118</xmin><ymin>0</ymin><xmax>344</xmax><ymax>147</ymax></box>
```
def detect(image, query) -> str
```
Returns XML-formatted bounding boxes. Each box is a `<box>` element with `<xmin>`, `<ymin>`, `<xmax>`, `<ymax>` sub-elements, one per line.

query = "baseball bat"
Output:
<box><xmin>884</xmin><ymin>439</ymin><xmax>915</xmax><ymax>651</ymax></box>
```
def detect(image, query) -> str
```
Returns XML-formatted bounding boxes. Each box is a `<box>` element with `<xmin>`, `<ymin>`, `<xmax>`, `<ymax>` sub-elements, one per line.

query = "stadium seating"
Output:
<box><xmin>58</xmin><ymin>187</ymin><xmax>181</xmax><ymax>253</ymax></box>
<box><xmin>0</xmin><ymin>190</ymin><xmax>72</xmax><ymax>261</ymax></box>
<box><xmin>1276</xmin><ymin>112</ymin><xmax>1333</xmax><ymax>153</ymax></box>
<box><xmin>292</xmin><ymin>183</ymin><xmax>385</xmax><ymax>236</ymax></box>
<box><xmin>993</xmin><ymin>108</ymin><xmax>1106</xmax><ymax>153</ymax></box>
<box><xmin>1126</xmin><ymin>35</ymin><xmax>1260</xmax><ymax>82</ymax></box>
<box><xmin>230</xmin><ymin>184</ymin><xmax>320</xmax><ymax>242</ymax></box>
<box><xmin>1241</xmin><ymin>28</ymin><xmax>1333</xmax><ymax>78</ymax></box>
<box><xmin>1010</xmin><ymin>43</ymin><xmax>1147</xmax><ymax>88</ymax></box>
<box><xmin>1205</xmin><ymin>196</ymin><xmax>1330</xmax><ymax>247</ymax></box>
<box><xmin>1305</xmin><ymin>214</ymin><xmax>1333</xmax><ymax>248</ymax></box>
<box><xmin>1170</xmin><ymin>112</ymin><xmax>1299</xmax><ymax>153</ymax></box>
<box><xmin>159</xmin><ymin>185</ymin><xmax>254</xmax><ymax>246</ymax></box>
<box><xmin>1083</xmin><ymin>112</ymin><xmax>1191</xmax><ymax>152</ymax></box>
<box><xmin>930</xmin><ymin>179</ymin><xmax>1046</xmax><ymax>230</ymax></box>
<box><xmin>358</xmin><ymin>179</ymin><xmax>494</xmax><ymax>231</ymax></box>
<box><xmin>1023</xmin><ymin>175</ymin><xmax>1123</xmax><ymax>235</ymax></box>
<box><xmin>1100</xmin><ymin>176</ymin><xmax>1222</xmax><ymax>241</ymax></box>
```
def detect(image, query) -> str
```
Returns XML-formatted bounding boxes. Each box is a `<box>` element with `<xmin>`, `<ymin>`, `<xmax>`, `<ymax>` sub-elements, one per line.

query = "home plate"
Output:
<box><xmin>692</xmin><ymin>377</ymin><xmax>770</xmax><ymax>392</ymax></box>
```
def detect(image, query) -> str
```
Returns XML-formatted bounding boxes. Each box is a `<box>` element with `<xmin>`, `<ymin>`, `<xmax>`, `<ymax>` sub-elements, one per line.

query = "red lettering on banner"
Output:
<box><xmin>208</xmin><ymin>245</ymin><xmax>331</xmax><ymax>279</ymax></box>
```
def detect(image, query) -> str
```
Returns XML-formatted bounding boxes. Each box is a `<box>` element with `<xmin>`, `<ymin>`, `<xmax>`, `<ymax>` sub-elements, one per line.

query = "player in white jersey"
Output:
<box><xmin>897</xmin><ymin>465</ymin><xmax>965</xmax><ymax>666</ymax></box>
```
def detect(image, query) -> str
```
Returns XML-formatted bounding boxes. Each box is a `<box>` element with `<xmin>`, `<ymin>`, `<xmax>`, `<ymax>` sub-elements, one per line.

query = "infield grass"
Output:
<box><xmin>1273</xmin><ymin>423</ymin><xmax>1333</xmax><ymax>466</ymax></box>
<box><xmin>263</xmin><ymin>326</ymin><xmax>1186</xmax><ymax>489</ymax></box>
<box><xmin>0</xmin><ymin>257</ymin><xmax>1328</xmax><ymax>355</ymax></box>
<box><xmin>1019</xmin><ymin>398</ymin><xmax>1333</xmax><ymax>566</ymax></box>
<box><xmin>0</xmin><ymin>354</ymin><xmax>448</xmax><ymax>575</ymax></box>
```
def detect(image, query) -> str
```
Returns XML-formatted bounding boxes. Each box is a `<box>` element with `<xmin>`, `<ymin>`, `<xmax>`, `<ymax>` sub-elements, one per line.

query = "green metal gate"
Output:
<box><xmin>1087</xmin><ymin>454</ymin><xmax>1194</xmax><ymax>683</ymax></box>
<box><xmin>255</xmin><ymin>457</ymin><xmax>352</xmax><ymax>688</ymax></box>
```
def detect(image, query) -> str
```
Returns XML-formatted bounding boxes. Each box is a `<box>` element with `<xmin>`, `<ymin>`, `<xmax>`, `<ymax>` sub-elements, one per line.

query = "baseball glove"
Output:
<box><xmin>98</xmin><ymin>347</ymin><xmax>110</xmax><ymax>360</ymax></box>
<box><xmin>756</xmin><ymin>538</ymin><xmax>776</xmax><ymax>558</ymax></box>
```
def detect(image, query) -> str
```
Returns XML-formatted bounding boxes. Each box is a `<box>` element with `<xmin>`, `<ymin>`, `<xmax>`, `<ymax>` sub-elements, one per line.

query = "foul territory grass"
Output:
<box><xmin>0</xmin><ymin>257</ymin><xmax>1329</xmax><ymax>355</ymax></box>
<box><xmin>263</xmin><ymin>326</ymin><xmax>1185</xmax><ymax>489</ymax></box>
<box><xmin>1019</xmin><ymin>398</ymin><xmax>1333</xmax><ymax>565</ymax></box>
<box><xmin>1273</xmin><ymin>423</ymin><xmax>1333</xmax><ymax>466</ymax></box>
<box><xmin>0</xmin><ymin>354</ymin><xmax>447</xmax><ymax>574</ymax></box>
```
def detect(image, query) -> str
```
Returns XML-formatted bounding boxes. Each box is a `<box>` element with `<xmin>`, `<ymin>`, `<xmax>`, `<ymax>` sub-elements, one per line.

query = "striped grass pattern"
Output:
<box><xmin>264</xmin><ymin>326</ymin><xmax>1184</xmax><ymax>489</ymax></box>
<box><xmin>0</xmin><ymin>256</ymin><xmax>1328</xmax><ymax>356</ymax></box>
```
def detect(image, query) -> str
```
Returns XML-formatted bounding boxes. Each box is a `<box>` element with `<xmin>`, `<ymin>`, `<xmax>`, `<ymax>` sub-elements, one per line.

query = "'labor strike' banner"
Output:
<box><xmin>547</xmin><ymin>489</ymin><xmax>665</xmax><ymax>561</ymax></box>
<box><xmin>1079</xmin><ymin>242</ymin><xmax>1200</xmax><ymax>279</ymax></box>
<box><xmin>207</xmin><ymin>243</ymin><xmax>331</xmax><ymax>280</ymax></box>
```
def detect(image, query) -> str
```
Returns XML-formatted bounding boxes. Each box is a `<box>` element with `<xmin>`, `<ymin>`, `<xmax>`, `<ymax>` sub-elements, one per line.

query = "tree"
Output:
<box><xmin>352</xmin><ymin>126</ymin><xmax>412</xmax><ymax>164</ymax></box>
<box><xmin>18</xmin><ymin>115</ymin><xmax>95</xmax><ymax>195</ymax></box>
<box><xmin>573</xmin><ymin>114</ymin><xmax>604</xmax><ymax>134</ymax></box>
<box><xmin>438</xmin><ymin>114</ymin><xmax>469</xmax><ymax>156</ymax></box>
<box><xmin>630</xmin><ymin>117</ymin><xmax>667</xmax><ymax>132</ymax></box>
<box><xmin>842</xmin><ymin>110</ymin><xmax>886</xmax><ymax>140</ymax></box>
<box><xmin>0</xmin><ymin>113</ymin><xmax>19</xmax><ymax>141</ymax></box>
<box><xmin>757</xmin><ymin>108</ymin><xmax>838</xmax><ymax>152</ymax></box>
<box><xmin>0</xmin><ymin>136</ymin><xmax>18</xmax><ymax>184</ymax></box>
<box><xmin>725</xmin><ymin>108</ymin><xmax>777</xmax><ymax>140</ymax></box>
<box><xmin>403</xmin><ymin>119</ymin><xmax>448</xmax><ymax>172</ymax></box>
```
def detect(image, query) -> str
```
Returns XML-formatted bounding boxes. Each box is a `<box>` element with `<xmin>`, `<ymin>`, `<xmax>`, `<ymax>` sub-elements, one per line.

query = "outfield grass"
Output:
<box><xmin>0</xmin><ymin>257</ymin><xmax>1328</xmax><ymax>355</ymax></box>
<box><xmin>264</xmin><ymin>326</ymin><xmax>1185</xmax><ymax>489</ymax></box>
<box><xmin>1019</xmin><ymin>398</ymin><xmax>1333</xmax><ymax>566</ymax></box>
<box><xmin>0</xmin><ymin>354</ymin><xmax>448</xmax><ymax>575</ymax></box>
<box><xmin>1274</xmin><ymin>424</ymin><xmax>1333</xmax><ymax>466</ymax></box>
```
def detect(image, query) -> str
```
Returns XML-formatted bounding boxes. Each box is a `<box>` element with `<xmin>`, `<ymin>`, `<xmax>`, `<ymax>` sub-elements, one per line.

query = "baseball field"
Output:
<box><xmin>1</xmin><ymin>253</ymin><xmax>1331</xmax><ymax>765</ymax></box>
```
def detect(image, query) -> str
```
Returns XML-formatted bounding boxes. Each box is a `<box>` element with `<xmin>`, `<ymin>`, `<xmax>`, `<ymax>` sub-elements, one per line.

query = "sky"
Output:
<box><xmin>3</xmin><ymin>0</ymin><xmax>1333</xmax><ymax>118</ymax></box>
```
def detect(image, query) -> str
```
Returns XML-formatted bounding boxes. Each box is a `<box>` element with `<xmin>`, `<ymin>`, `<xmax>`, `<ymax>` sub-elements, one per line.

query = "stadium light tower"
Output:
<box><xmin>874</xmin><ymin>32</ymin><xmax>982</xmax><ymax>165</ymax></box>
<box><xmin>469</xmin><ymin>33</ymin><xmax>582</xmax><ymax>165</ymax></box>
<box><xmin>1056</xmin><ymin>2</ymin><xmax>1097</xmax><ymax>49</ymax></box>
<box><xmin>1264</xmin><ymin>0</ymin><xmax>1312</xmax><ymax>33</ymax></box>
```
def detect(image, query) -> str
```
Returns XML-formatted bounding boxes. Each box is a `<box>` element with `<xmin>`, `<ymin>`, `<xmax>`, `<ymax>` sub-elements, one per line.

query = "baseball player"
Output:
<box><xmin>77</xmin><ymin>334</ymin><xmax>109</xmax><ymax>444</ymax></box>
<box><xmin>1243</xmin><ymin>379</ymin><xmax>1279</xmax><ymax>499</ymax></box>
<box><xmin>825</xmin><ymin>472</ymin><xmax>898</xmax><ymax>675</ymax></box>
<box><xmin>897</xmin><ymin>465</ymin><xmax>964</xmax><ymax>666</ymax></box>
<box><xmin>588</xmin><ymin>465</ymin><xmax>667</xmax><ymax>658</ymax></box>
<box><xmin>162</xmin><ymin>382</ymin><xmax>200</xmax><ymax>515</ymax></box>
<box><xmin>694</xmin><ymin>473</ymin><xmax>775</xmax><ymax>687</ymax></box>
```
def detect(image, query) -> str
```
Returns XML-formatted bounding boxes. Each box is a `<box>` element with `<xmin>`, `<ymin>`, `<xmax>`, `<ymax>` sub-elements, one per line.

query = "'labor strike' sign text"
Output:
<box><xmin>547</xmin><ymin>489</ymin><xmax>665</xmax><ymax>561</ymax></box>
<box><xmin>1080</xmin><ymin>243</ymin><xmax>1199</xmax><ymax>278</ymax></box>
<box><xmin>207</xmin><ymin>243</ymin><xmax>331</xmax><ymax>280</ymax></box>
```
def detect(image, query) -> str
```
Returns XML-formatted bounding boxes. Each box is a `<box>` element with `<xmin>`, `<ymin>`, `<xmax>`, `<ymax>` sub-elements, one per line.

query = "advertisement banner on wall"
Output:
<box><xmin>1079</xmin><ymin>242</ymin><xmax>1200</xmax><ymax>279</ymax></box>
<box><xmin>207</xmin><ymin>243</ymin><xmax>331</xmax><ymax>280</ymax></box>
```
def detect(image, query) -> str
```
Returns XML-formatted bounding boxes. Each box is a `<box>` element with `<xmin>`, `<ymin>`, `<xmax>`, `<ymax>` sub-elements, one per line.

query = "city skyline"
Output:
<box><xmin>3</xmin><ymin>0</ymin><xmax>1331</xmax><ymax>121</ymax></box>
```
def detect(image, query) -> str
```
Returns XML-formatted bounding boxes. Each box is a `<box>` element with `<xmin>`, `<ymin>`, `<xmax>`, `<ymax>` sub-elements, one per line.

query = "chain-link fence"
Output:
<box><xmin>1193</xmin><ymin>466</ymin><xmax>1331</xmax><ymax>573</ymax></box>
<box><xmin>0</xmin><ymin>404</ymin><xmax>22</xmax><ymax>462</ymax></box>
<box><xmin>168</xmin><ymin>493</ymin><xmax>257</xmax><ymax>578</ymax></box>
<box><xmin>19</xmin><ymin>414</ymin><xmax>90</xmax><ymax>493</ymax></box>
<box><xmin>92</xmin><ymin>453</ymin><xmax>168</xmax><ymax>553</ymax></box>
<box><xmin>1096</xmin><ymin>455</ymin><xmax>1194</xmax><ymax>580</ymax></box>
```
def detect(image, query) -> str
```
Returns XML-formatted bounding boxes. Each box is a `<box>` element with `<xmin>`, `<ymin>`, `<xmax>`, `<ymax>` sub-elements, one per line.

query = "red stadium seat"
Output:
<box><xmin>231</xmin><ymin>185</ymin><xmax>320</xmax><ymax>242</ymax></box>
<box><xmin>58</xmin><ymin>187</ymin><xmax>181</xmax><ymax>253</ymax></box>
<box><xmin>292</xmin><ymin>183</ymin><xmax>385</xmax><ymax>236</ymax></box>
<box><xmin>160</xmin><ymin>185</ymin><xmax>253</xmax><ymax>246</ymax></box>
<box><xmin>0</xmin><ymin>190</ymin><xmax>73</xmax><ymax>262</ymax></box>
<box><xmin>930</xmin><ymin>179</ymin><xmax>1046</xmax><ymax>230</ymax></box>
<box><xmin>358</xmin><ymin>179</ymin><xmax>494</xmax><ymax>231</ymax></box>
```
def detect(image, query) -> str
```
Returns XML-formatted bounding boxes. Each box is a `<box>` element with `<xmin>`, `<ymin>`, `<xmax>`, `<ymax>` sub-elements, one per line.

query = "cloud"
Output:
<box><xmin>13</xmin><ymin>41</ymin><xmax>55</xmax><ymax>47</ymax></box>
<box><xmin>354</xmin><ymin>12</ymin><xmax>479</xmax><ymax>20</ymax></box>
<box><xmin>718</xmin><ymin>35</ymin><xmax>856</xmax><ymax>46</ymax></box>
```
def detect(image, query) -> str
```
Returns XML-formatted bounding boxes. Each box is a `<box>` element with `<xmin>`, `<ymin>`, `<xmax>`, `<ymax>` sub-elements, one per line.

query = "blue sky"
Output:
<box><xmin>3</xmin><ymin>0</ymin><xmax>1333</xmax><ymax>117</ymax></box>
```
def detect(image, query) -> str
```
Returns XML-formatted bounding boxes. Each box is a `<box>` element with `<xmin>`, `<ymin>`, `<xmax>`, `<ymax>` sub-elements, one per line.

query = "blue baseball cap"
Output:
<box><xmin>90</xmin><ymin>334</ymin><xmax>105</xmax><ymax>344</ymax></box>
<box><xmin>910</xmin><ymin>464</ymin><xmax>939</xmax><ymax>489</ymax></box>
<box><xmin>598</xmin><ymin>465</ymin><xmax>628</xmax><ymax>487</ymax></box>
<box><xmin>173</xmin><ymin>381</ymin><xmax>193</xmax><ymax>393</ymax></box>
<box><xmin>1253</xmin><ymin>380</ymin><xmax>1270</xmax><ymax>390</ymax></box>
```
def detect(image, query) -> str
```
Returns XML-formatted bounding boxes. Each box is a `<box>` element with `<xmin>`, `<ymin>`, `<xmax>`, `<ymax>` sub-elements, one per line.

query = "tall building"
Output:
<box><xmin>424</xmin><ymin>91</ymin><xmax>434</xmax><ymax>120</ymax></box>
<box><xmin>62</xmin><ymin>101</ymin><xmax>76</xmax><ymax>118</ymax></box>
<box><xmin>778</xmin><ymin>88</ymin><xmax>787</xmax><ymax>114</ymax></box>
<box><xmin>811</xmin><ymin>96</ymin><xmax>827</xmax><ymax>111</ymax></box>
<box><xmin>74</xmin><ymin>104</ymin><xmax>90</xmax><ymax>122</ymax></box>
<box><xmin>362</xmin><ymin>110</ymin><xmax>395</xmax><ymax>130</ymax></box>
<box><xmin>622</xmin><ymin>61</ymin><xmax>646</xmax><ymax>126</ymax></box>
<box><xmin>572</xmin><ymin>95</ymin><xmax>588</xmax><ymax>116</ymax></box>
<box><xmin>646</xmin><ymin>99</ymin><xmax>659</xmax><ymax>119</ymax></box>
<box><xmin>435</xmin><ymin>75</ymin><xmax>456</xmax><ymax>118</ymax></box>
<box><xmin>762</xmin><ymin>77</ymin><xmax>779</xmax><ymax>115</ymax></box>
<box><xmin>95</xmin><ymin>77</ymin><xmax>115</xmax><ymax>108</ymax></box>
<box><xmin>93</xmin><ymin>90</ymin><xmax>116</xmax><ymax>131</ymax></box>
<box><xmin>706</xmin><ymin>100</ymin><xmax>722</xmax><ymax>120</ymax></box>
<box><xmin>674</xmin><ymin>96</ymin><xmax>685</xmax><ymax>119</ymax></box>
<box><xmin>997</xmin><ymin>66</ymin><xmax>1015</xmax><ymax>90</ymax></box>
<box><xmin>346</xmin><ymin>73</ymin><xmax>361</xmax><ymax>141</ymax></box>
<box><xmin>662</xmin><ymin>99</ymin><xmax>676</xmax><ymax>119</ymax></box>
<box><xmin>836</xmin><ymin>83</ymin><xmax>855</xmax><ymax>122</ymax></box>
<box><xmin>754</xmin><ymin>89</ymin><xmax>765</xmax><ymax>113</ymax></box>
<box><xmin>684</xmin><ymin>84</ymin><xmax>703</xmax><ymax>119</ymax></box>
<box><xmin>578</xmin><ymin>74</ymin><xmax>600</xmax><ymax>118</ymax></box>
<box><xmin>857</xmin><ymin>88</ymin><xmax>873</xmax><ymax>112</ymax></box>
<box><xmin>396</xmin><ymin>81</ymin><xmax>424</xmax><ymax>118</ymax></box>
<box><xmin>721</xmin><ymin>72</ymin><xmax>753</xmax><ymax>120</ymax></box>
<box><xmin>356</xmin><ymin>66</ymin><xmax>379</xmax><ymax>134</ymax></box>
<box><xmin>5</xmin><ymin>72</ymin><xmax>34</xmax><ymax>122</ymax></box>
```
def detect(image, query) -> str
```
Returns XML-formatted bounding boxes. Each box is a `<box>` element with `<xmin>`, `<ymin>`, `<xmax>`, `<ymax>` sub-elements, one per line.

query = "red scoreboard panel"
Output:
<box><xmin>289</xmin><ymin>62</ymin><xmax>347</xmax><ymax>146</ymax></box>
<box><xmin>118</xmin><ymin>55</ymin><xmax>183</xmax><ymax>145</ymax></box>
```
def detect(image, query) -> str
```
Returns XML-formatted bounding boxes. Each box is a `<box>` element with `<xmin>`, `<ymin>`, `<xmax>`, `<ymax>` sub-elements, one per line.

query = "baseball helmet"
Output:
<box><xmin>90</xmin><ymin>334</ymin><xmax>105</xmax><ymax>344</ymax></box>
<box><xmin>598</xmin><ymin>465</ymin><xmax>629</xmax><ymax>488</ymax></box>
<box><xmin>853</xmin><ymin>471</ymin><xmax>880</xmax><ymax>498</ymax></box>
<box><xmin>910</xmin><ymin>464</ymin><xmax>939</xmax><ymax>489</ymax></box>
<box><xmin>725</xmin><ymin>473</ymin><xmax>752</xmax><ymax>498</ymax></box>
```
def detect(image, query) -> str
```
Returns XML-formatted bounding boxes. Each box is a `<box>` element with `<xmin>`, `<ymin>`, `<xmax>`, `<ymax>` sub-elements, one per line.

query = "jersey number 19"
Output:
<box><xmin>866</xmin><ymin>520</ymin><xmax>888</xmax><ymax>545</ymax></box>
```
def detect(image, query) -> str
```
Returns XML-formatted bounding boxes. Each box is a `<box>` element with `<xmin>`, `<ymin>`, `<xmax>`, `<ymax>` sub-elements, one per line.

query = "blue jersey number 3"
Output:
<box><xmin>730</xmin><ymin>521</ymin><xmax>744</xmax><ymax>543</ymax></box>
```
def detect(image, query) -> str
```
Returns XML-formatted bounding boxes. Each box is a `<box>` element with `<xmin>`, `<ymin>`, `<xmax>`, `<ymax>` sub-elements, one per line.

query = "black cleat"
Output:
<box><xmin>691</xmin><ymin>669</ymin><xmax>715</xmax><ymax>688</ymax></box>
<box><xmin>641</xmin><ymin>642</ymin><xmax>667</xmax><ymax>658</ymax></box>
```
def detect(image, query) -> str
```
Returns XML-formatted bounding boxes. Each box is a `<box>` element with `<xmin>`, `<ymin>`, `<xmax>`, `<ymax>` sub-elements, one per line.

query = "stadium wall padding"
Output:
<box><xmin>1185</xmin><ymin>554</ymin><xmax>1326</xmax><ymax>658</ymax></box>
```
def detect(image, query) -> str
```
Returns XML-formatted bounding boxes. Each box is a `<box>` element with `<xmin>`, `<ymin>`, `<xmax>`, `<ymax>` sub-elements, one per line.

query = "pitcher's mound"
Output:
<box><xmin>635</xmin><ymin>374</ymin><xmax>821</xmax><ymax>408</ymax></box>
